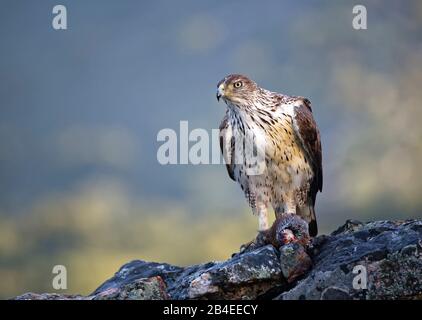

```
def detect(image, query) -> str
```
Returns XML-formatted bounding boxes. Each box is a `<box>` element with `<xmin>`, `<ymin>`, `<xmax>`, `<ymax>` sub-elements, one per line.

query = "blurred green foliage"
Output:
<box><xmin>0</xmin><ymin>179</ymin><xmax>260</xmax><ymax>296</ymax></box>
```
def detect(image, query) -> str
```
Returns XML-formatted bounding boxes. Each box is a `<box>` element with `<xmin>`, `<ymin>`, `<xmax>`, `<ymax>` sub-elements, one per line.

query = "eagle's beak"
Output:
<box><xmin>216</xmin><ymin>85</ymin><xmax>224</xmax><ymax>101</ymax></box>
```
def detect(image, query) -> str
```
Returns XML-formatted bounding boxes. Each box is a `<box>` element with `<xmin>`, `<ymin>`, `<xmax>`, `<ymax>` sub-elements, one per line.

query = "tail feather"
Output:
<box><xmin>308</xmin><ymin>206</ymin><xmax>318</xmax><ymax>237</ymax></box>
<box><xmin>297</xmin><ymin>204</ymin><xmax>318</xmax><ymax>237</ymax></box>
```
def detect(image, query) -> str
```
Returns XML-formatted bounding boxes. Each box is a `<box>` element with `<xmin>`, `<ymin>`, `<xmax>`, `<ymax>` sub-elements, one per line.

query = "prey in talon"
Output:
<box><xmin>238</xmin><ymin>214</ymin><xmax>311</xmax><ymax>254</ymax></box>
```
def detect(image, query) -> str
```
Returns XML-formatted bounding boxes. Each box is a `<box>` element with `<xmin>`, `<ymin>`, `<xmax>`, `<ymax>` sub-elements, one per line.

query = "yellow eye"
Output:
<box><xmin>233</xmin><ymin>81</ymin><xmax>243</xmax><ymax>88</ymax></box>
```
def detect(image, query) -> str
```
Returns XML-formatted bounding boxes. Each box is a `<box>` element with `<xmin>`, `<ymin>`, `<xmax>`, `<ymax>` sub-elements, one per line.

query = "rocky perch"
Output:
<box><xmin>14</xmin><ymin>219</ymin><xmax>422</xmax><ymax>300</ymax></box>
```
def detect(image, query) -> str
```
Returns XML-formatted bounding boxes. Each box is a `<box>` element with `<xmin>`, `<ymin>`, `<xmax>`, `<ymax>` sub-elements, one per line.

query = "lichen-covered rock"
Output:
<box><xmin>11</xmin><ymin>219</ymin><xmax>422</xmax><ymax>300</ymax></box>
<box><xmin>13</xmin><ymin>276</ymin><xmax>168</xmax><ymax>300</ymax></box>
<box><xmin>277</xmin><ymin>219</ymin><xmax>422</xmax><ymax>300</ymax></box>
<box><xmin>93</xmin><ymin>276</ymin><xmax>168</xmax><ymax>300</ymax></box>
<box><xmin>167</xmin><ymin>245</ymin><xmax>284</xmax><ymax>299</ymax></box>
<box><xmin>93</xmin><ymin>260</ymin><xmax>183</xmax><ymax>295</ymax></box>
<box><xmin>13</xmin><ymin>293</ymin><xmax>87</xmax><ymax>300</ymax></box>
<box><xmin>94</xmin><ymin>245</ymin><xmax>284</xmax><ymax>300</ymax></box>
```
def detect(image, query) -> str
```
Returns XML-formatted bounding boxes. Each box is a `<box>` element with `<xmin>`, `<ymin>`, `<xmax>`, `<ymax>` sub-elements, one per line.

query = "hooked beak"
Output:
<box><xmin>216</xmin><ymin>85</ymin><xmax>224</xmax><ymax>101</ymax></box>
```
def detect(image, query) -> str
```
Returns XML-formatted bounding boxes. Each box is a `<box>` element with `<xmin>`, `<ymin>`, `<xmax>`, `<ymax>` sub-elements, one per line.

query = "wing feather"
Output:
<box><xmin>219</xmin><ymin>115</ymin><xmax>235</xmax><ymax>181</ymax></box>
<box><xmin>292</xmin><ymin>99</ymin><xmax>323</xmax><ymax>199</ymax></box>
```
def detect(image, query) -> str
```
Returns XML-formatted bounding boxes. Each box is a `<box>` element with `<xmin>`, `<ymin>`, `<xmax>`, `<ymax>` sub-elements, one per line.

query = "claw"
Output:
<box><xmin>239</xmin><ymin>242</ymin><xmax>251</xmax><ymax>253</ymax></box>
<box><xmin>237</xmin><ymin>232</ymin><xmax>267</xmax><ymax>255</ymax></box>
<box><xmin>231</xmin><ymin>240</ymin><xmax>255</xmax><ymax>257</ymax></box>
<box><xmin>235</xmin><ymin>215</ymin><xmax>311</xmax><ymax>256</ymax></box>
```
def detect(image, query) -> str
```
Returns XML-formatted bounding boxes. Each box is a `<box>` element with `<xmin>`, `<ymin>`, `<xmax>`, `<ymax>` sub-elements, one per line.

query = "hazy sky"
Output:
<box><xmin>1</xmin><ymin>0</ymin><xmax>421</xmax><ymax>220</ymax></box>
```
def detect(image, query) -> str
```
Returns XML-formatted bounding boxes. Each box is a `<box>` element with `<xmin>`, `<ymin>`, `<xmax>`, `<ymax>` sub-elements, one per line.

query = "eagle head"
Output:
<box><xmin>216</xmin><ymin>74</ymin><xmax>258</xmax><ymax>106</ymax></box>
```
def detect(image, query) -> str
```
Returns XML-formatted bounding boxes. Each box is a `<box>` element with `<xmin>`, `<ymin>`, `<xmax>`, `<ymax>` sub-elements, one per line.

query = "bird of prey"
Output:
<box><xmin>216</xmin><ymin>74</ymin><xmax>322</xmax><ymax>239</ymax></box>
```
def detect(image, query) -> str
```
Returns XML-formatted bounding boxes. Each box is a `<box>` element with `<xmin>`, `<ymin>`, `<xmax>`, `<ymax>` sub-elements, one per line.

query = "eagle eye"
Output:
<box><xmin>233</xmin><ymin>81</ymin><xmax>243</xmax><ymax>88</ymax></box>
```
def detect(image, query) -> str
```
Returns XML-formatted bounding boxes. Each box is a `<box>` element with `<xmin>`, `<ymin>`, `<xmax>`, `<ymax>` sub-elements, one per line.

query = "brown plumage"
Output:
<box><xmin>217</xmin><ymin>74</ymin><xmax>322</xmax><ymax>237</ymax></box>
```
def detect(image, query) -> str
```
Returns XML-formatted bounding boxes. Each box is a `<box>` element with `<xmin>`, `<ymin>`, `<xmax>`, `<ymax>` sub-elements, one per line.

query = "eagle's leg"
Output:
<box><xmin>257</xmin><ymin>203</ymin><xmax>269</xmax><ymax>231</ymax></box>
<box><xmin>239</xmin><ymin>204</ymin><xmax>269</xmax><ymax>253</ymax></box>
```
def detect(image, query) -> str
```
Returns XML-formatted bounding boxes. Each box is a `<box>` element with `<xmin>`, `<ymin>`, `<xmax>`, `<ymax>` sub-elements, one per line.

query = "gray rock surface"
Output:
<box><xmin>12</xmin><ymin>219</ymin><xmax>422</xmax><ymax>300</ymax></box>
<box><xmin>278</xmin><ymin>219</ymin><xmax>422</xmax><ymax>300</ymax></box>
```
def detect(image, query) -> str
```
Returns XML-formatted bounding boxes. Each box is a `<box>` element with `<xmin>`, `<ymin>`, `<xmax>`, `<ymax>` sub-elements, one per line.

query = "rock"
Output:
<box><xmin>279</xmin><ymin>243</ymin><xmax>312</xmax><ymax>283</ymax></box>
<box><xmin>11</xmin><ymin>219</ymin><xmax>422</xmax><ymax>300</ymax></box>
<box><xmin>167</xmin><ymin>245</ymin><xmax>284</xmax><ymax>299</ymax></box>
<box><xmin>277</xmin><ymin>219</ymin><xmax>422</xmax><ymax>300</ymax></box>
<box><xmin>93</xmin><ymin>260</ymin><xmax>183</xmax><ymax>295</ymax></box>
<box><xmin>14</xmin><ymin>276</ymin><xmax>168</xmax><ymax>301</ymax></box>
<box><xmin>14</xmin><ymin>293</ymin><xmax>87</xmax><ymax>300</ymax></box>
<box><xmin>104</xmin><ymin>245</ymin><xmax>284</xmax><ymax>299</ymax></box>
<box><xmin>93</xmin><ymin>276</ymin><xmax>168</xmax><ymax>300</ymax></box>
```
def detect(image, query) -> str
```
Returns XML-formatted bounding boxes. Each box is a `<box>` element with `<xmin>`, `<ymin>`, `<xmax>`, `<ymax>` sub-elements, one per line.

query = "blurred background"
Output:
<box><xmin>0</xmin><ymin>0</ymin><xmax>421</xmax><ymax>298</ymax></box>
